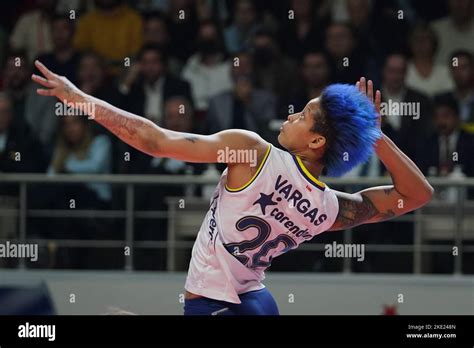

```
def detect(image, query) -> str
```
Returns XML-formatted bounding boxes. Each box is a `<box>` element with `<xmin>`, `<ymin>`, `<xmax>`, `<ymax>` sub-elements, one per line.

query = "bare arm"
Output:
<box><xmin>31</xmin><ymin>60</ymin><xmax>266</xmax><ymax>163</ymax></box>
<box><xmin>329</xmin><ymin>78</ymin><xmax>434</xmax><ymax>231</ymax></box>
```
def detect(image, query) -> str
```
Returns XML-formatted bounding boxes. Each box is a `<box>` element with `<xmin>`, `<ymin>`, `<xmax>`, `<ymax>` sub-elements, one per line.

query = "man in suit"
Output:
<box><xmin>380</xmin><ymin>52</ymin><xmax>433</xmax><ymax>162</ymax></box>
<box><xmin>118</xmin><ymin>44</ymin><xmax>193</xmax><ymax>174</ymax></box>
<box><xmin>419</xmin><ymin>94</ymin><xmax>474</xmax><ymax>177</ymax></box>
<box><xmin>206</xmin><ymin>51</ymin><xmax>276</xmax><ymax>139</ymax></box>
<box><xmin>0</xmin><ymin>92</ymin><xmax>46</xmax><ymax>179</ymax></box>
<box><xmin>436</xmin><ymin>50</ymin><xmax>474</xmax><ymax>134</ymax></box>
<box><xmin>120</xmin><ymin>44</ymin><xmax>193</xmax><ymax>126</ymax></box>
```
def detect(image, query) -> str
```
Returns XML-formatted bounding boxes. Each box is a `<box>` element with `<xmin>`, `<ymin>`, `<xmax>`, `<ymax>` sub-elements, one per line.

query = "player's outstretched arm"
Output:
<box><xmin>31</xmin><ymin>60</ymin><xmax>266</xmax><ymax>163</ymax></box>
<box><xmin>329</xmin><ymin>78</ymin><xmax>434</xmax><ymax>231</ymax></box>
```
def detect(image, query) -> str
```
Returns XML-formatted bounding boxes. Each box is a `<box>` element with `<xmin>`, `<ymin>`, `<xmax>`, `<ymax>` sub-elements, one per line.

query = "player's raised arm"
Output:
<box><xmin>329</xmin><ymin>78</ymin><xmax>434</xmax><ymax>231</ymax></box>
<box><xmin>31</xmin><ymin>60</ymin><xmax>267</xmax><ymax>163</ymax></box>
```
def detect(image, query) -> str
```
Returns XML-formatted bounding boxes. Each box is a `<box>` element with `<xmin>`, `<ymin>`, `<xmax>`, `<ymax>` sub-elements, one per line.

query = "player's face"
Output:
<box><xmin>278</xmin><ymin>99</ymin><xmax>325</xmax><ymax>153</ymax></box>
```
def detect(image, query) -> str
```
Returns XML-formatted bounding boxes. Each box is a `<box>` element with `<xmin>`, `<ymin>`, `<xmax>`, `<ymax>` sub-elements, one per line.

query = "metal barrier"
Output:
<box><xmin>0</xmin><ymin>174</ymin><xmax>473</xmax><ymax>273</ymax></box>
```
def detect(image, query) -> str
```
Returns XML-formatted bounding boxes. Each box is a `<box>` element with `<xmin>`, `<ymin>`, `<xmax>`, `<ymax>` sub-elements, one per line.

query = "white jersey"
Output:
<box><xmin>185</xmin><ymin>143</ymin><xmax>339</xmax><ymax>303</ymax></box>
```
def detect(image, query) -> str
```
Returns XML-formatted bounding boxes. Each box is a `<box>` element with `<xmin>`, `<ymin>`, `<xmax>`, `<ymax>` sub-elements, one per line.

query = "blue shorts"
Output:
<box><xmin>183</xmin><ymin>288</ymin><xmax>279</xmax><ymax>315</ymax></box>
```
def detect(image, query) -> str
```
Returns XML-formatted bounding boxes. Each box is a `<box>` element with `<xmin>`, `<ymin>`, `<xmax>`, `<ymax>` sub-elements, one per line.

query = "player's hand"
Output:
<box><xmin>31</xmin><ymin>60</ymin><xmax>85</xmax><ymax>104</ymax></box>
<box><xmin>356</xmin><ymin>77</ymin><xmax>381</xmax><ymax>129</ymax></box>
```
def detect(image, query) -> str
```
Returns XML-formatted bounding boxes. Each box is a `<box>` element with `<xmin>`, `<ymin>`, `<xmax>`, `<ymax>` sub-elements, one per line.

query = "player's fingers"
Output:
<box><xmin>356</xmin><ymin>81</ymin><xmax>360</xmax><ymax>90</ymax></box>
<box><xmin>34</xmin><ymin>60</ymin><xmax>56</xmax><ymax>80</ymax></box>
<box><xmin>367</xmin><ymin>80</ymin><xmax>374</xmax><ymax>101</ymax></box>
<box><xmin>36</xmin><ymin>88</ymin><xmax>54</xmax><ymax>97</ymax></box>
<box><xmin>31</xmin><ymin>74</ymin><xmax>58</xmax><ymax>88</ymax></box>
<box><xmin>360</xmin><ymin>77</ymin><xmax>366</xmax><ymax>94</ymax></box>
<box><xmin>375</xmin><ymin>89</ymin><xmax>381</xmax><ymax>114</ymax></box>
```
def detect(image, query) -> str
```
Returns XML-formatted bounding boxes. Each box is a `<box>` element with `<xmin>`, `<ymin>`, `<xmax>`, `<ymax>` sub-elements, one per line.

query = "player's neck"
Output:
<box><xmin>295</xmin><ymin>154</ymin><xmax>324</xmax><ymax>178</ymax></box>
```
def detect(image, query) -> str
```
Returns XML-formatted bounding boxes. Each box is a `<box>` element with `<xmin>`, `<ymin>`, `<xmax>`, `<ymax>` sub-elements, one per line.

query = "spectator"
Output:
<box><xmin>437</xmin><ymin>50</ymin><xmax>474</xmax><ymax>133</ymax></box>
<box><xmin>252</xmin><ymin>28</ymin><xmax>298</xmax><ymax>105</ymax></box>
<box><xmin>134</xmin><ymin>96</ymin><xmax>204</xmax><ymax>270</ymax></box>
<box><xmin>347</xmin><ymin>0</ymin><xmax>409</xmax><ymax>72</ymax></box>
<box><xmin>35</xmin><ymin>14</ymin><xmax>81</xmax><ymax>83</ymax></box>
<box><xmin>119</xmin><ymin>11</ymin><xmax>181</xmax><ymax>96</ymax></box>
<box><xmin>324</xmin><ymin>22</ymin><xmax>367</xmax><ymax>84</ymax></box>
<box><xmin>287</xmin><ymin>51</ymin><xmax>331</xmax><ymax>113</ymax></box>
<box><xmin>0</xmin><ymin>92</ymin><xmax>46</xmax><ymax>246</ymax></box>
<box><xmin>419</xmin><ymin>94</ymin><xmax>474</xmax><ymax>177</ymax></box>
<box><xmin>76</xmin><ymin>52</ymin><xmax>120</xmax><ymax>104</ymax></box>
<box><xmin>73</xmin><ymin>0</ymin><xmax>143</xmax><ymax>75</ymax></box>
<box><xmin>0</xmin><ymin>92</ymin><xmax>46</xmax><ymax>176</ymax></box>
<box><xmin>381</xmin><ymin>53</ymin><xmax>433</xmax><ymax>161</ymax></box>
<box><xmin>48</xmin><ymin>116</ymin><xmax>112</xmax><ymax>201</ymax></box>
<box><xmin>206</xmin><ymin>51</ymin><xmax>276</xmax><ymax>138</ymax></box>
<box><xmin>167</xmin><ymin>0</ymin><xmax>200</xmax><ymax>63</ymax></box>
<box><xmin>41</xmin><ymin>115</ymin><xmax>112</xmax><ymax>268</ymax></box>
<box><xmin>142</xmin><ymin>11</ymin><xmax>181</xmax><ymax>74</ymax></box>
<box><xmin>431</xmin><ymin>0</ymin><xmax>474</xmax><ymax>64</ymax></box>
<box><xmin>10</xmin><ymin>0</ymin><xmax>56</xmax><ymax>62</ymax></box>
<box><xmin>224</xmin><ymin>0</ymin><xmax>261</xmax><ymax>55</ymax></box>
<box><xmin>182</xmin><ymin>20</ymin><xmax>233</xmax><ymax>115</ymax></box>
<box><xmin>278</xmin><ymin>0</ymin><xmax>327</xmax><ymax>60</ymax></box>
<box><xmin>121</xmin><ymin>44</ymin><xmax>192</xmax><ymax>126</ymax></box>
<box><xmin>26</xmin><ymin>15</ymin><xmax>82</xmax><ymax>148</ymax></box>
<box><xmin>2</xmin><ymin>52</ymin><xmax>34</xmax><ymax>122</ymax></box>
<box><xmin>406</xmin><ymin>23</ymin><xmax>454</xmax><ymax>97</ymax></box>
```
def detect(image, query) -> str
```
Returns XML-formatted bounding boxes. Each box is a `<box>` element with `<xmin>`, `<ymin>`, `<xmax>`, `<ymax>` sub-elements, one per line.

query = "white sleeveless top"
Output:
<box><xmin>185</xmin><ymin>143</ymin><xmax>339</xmax><ymax>303</ymax></box>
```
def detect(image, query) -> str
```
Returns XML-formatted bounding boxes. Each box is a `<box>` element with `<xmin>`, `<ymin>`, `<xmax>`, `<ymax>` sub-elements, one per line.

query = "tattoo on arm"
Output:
<box><xmin>334</xmin><ymin>193</ymin><xmax>396</xmax><ymax>230</ymax></box>
<box><xmin>185</xmin><ymin>136</ymin><xmax>198</xmax><ymax>143</ymax></box>
<box><xmin>94</xmin><ymin>106</ymin><xmax>160</xmax><ymax>154</ymax></box>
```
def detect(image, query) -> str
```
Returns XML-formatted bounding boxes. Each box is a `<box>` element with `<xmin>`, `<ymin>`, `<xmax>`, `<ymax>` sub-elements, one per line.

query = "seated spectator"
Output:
<box><xmin>381</xmin><ymin>52</ymin><xmax>433</xmax><ymax>160</ymax></box>
<box><xmin>133</xmin><ymin>97</ymin><xmax>205</xmax><ymax>270</ymax></box>
<box><xmin>182</xmin><ymin>20</ymin><xmax>233</xmax><ymax>116</ymax></box>
<box><xmin>431</xmin><ymin>0</ymin><xmax>474</xmax><ymax>64</ymax></box>
<box><xmin>2</xmin><ymin>52</ymin><xmax>35</xmax><ymax>122</ymax></box>
<box><xmin>287</xmin><ymin>51</ymin><xmax>331</xmax><ymax>113</ymax></box>
<box><xmin>142</xmin><ymin>11</ymin><xmax>181</xmax><ymax>74</ymax></box>
<box><xmin>36</xmin><ymin>115</ymin><xmax>113</xmax><ymax>268</ymax></box>
<box><xmin>10</xmin><ymin>0</ymin><xmax>55</xmax><ymax>62</ymax></box>
<box><xmin>347</xmin><ymin>0</ymin><xmax>409</xmax><ymax>73</ymax></box>
<box><xmin>25</xmin><ymin>15</ymin><xmax>82</xmax><ymax>148</ymax></box>
<box><xmin>419</xmin><ymin>94</ymin><xmax>474</xmax><ymax>178</ymax></box>
<box><xmin>252</xmin><ymin>28</ymin><xmax>298</xmax><ymax>105</ymax></box>
<box><xmin>167</xmin><ymin>0</ymin><xmax>199</xmax><ymax>63</ymax></box>
<box><xmin>121</xmin><ymin>45</ymin><xmax>192</xmax><ymax>126</ymax></box>
<box><xmin>118</xmin><ymin>45</ymin><xmax>192</xmax><ymax>174</ymax></box>
<box><xmin>35</xmin><ymin>14</ymin><xmax>81</xmax><ymax>83</ymax></box>
<box><xmin>324</xmin><ymin>22</ymin><xmax>368</xmax><ymax>84</ymax></box>
<box><xmin>437</xmin><ymin>50</ymin><xmax>474</xmax><ymax>133</ymax></box>
<box><xmin>278</xmin><ymin>0</ymin><xmax>326</xmax><ymax>60</ymax></box>
<box><xmin>0</xmin><ymin>92</ymin><xmax>46</xmax><ymax>177</ymax></box>
<box><xmin>48</xmin><ymin>116</ymin><xmax>112</xmax><ymax>202</ymax></box>
<box><xmin>76</xmin><ymin>52</ymin><xmax>121</xmax><ymax>104</ymax></box>
<box><xmin>206</xmin><ymin>51</ymin><xmax>276</xmax><ymax>139</ymax></box>
<box><xmin>224</xmin><ymin>0</ymin><xmax>261</xmax><ymax>55</ymax></box>
<box><xmin>406</xmin><ymin>23</ymin><xmax>454</xmax><ymax>97</ymax></box>
<box><xmin>73</xmin><ymin>0</ymin><xmax>143</xmax><ymax>75</ymax></box>
<box><xmin>0</xmin><ymin>92</ymin><xmax>46</xmax><ymax>254</ymax></box>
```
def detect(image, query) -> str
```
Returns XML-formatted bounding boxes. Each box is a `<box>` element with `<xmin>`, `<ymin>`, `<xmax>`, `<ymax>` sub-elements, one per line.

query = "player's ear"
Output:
<box><xmin>309</xmin><ymin>134</ymin><xmax>326</xmax><ymax>150</ymax></box>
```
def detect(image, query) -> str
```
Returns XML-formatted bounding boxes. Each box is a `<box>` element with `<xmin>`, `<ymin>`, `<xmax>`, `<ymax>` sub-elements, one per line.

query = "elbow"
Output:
<box><xmin>417</xmin><ymin>183</ymin><xmax>435</xmax><ymax>206</ymax></box>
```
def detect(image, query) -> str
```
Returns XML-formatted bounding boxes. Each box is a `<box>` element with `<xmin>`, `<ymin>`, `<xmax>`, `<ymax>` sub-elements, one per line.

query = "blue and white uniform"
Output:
<box><xmin>184</xmin><ymin>143</ymin><xmax>339</xmax><ymax>313</ymax></box>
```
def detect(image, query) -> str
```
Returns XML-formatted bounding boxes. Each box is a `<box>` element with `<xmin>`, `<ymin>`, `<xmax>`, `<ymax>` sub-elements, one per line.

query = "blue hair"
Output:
<box><xmin>317</xmin><ymin>84</ymin><xmax>381</xmax><ymax>177</ymax></box>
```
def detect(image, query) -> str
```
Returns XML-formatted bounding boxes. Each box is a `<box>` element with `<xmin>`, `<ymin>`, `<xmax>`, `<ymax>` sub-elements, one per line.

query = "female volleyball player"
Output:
<box><xmin>32</xmin><ymin>61</ymin><xmax>433</xmax><ymax>315</ymax></box>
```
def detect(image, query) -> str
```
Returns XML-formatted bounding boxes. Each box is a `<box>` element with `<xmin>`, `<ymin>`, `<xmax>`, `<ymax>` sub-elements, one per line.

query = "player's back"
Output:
<box><xmin>185</xmin><ymin>142</ymin><xmax>339</xmax><ymax>303</ymax></box>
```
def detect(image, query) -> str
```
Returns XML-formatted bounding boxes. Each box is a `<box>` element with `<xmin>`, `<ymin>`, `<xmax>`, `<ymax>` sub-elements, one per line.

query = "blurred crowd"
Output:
<box><xmin>0</xmin><ymin>0</ymin><xmax>473</xmax><ymax>272</ymax></box>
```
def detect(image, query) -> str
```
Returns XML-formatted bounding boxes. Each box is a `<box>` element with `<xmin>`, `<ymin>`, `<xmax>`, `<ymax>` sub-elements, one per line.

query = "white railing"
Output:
<box><xmin>0</xmin><ymin>174</ymin><xmax>473</xmax><ymax>273</ymax></box>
